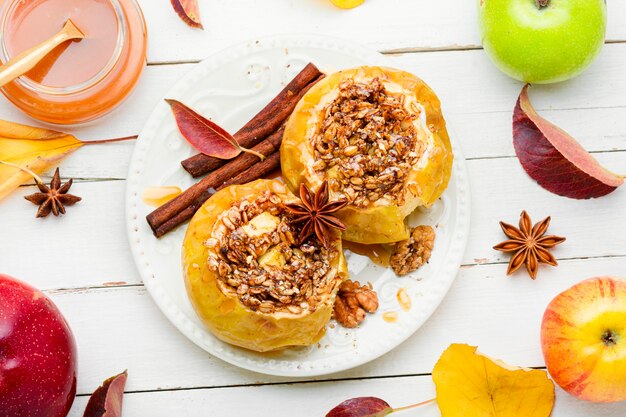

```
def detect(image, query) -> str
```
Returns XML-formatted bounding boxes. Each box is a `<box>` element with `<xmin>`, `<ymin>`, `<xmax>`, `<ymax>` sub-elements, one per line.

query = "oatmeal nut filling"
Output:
<box><xmin>312</xmin><ymin>77</ymin><xmax>425</xmax><ymax>208</ymax></box>
<box><xmin>390</xmin><ymin>225</ymin><xmax>436</xmax><ymax>276</ymax></box>
<box><xmin>206</xmin><ymin>191</ymin><xmax>340</xmax><ymax>314</ymax></box>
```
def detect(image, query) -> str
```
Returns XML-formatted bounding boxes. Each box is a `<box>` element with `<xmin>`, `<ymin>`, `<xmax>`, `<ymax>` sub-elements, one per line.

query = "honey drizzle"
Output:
<box><xmin>382</xmin><ymin>311</ymin><xmax>398</xmax><ymax>323</ymax></box>
<box><xmin>397</xmin><ymin>288</ymin><xmax>411</xmax><ymax>311</ymax></box>
<box><xmin>142</xmin><ymin>186</ymin><xmax>182</xmax><ymax>207</ymax></box>
<box><xmin>342</xmin><ymin>241</ymin><xmax>392</xmax><ymax>267</ymax></box>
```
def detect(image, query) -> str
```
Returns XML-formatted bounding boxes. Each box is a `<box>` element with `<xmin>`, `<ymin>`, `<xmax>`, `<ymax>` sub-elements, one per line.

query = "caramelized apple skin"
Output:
<box><xmin>182</xmin><ymin>179</ymin><xmax>347</xmax><ymax>352</ymax></box>
<box><xmin>281</xmin><ymin>66</ymin><xmax>453</xmax><ymax>244</ymax></box>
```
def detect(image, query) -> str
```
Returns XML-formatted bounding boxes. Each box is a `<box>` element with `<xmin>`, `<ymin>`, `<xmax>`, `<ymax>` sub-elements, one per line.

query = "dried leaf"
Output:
<box><xmin>433</xmin><ymin>344</ymin><xmax>555</xmax><ymax>417</ymax></box>
<box><xmin>0</xmin><ymin>120</ymin><xmax>83</xmax><ymax>201</ymax></box>
<box><xmin>513</xmin><ymin>84</ymin><xmax>623</xmax><ymax>199</ymax></box>
<box><xmin>83</xmin><ymin>371</ymin><xmax>128</xmax><ymax>417</ymax></box>
<box><xmin>166</xmin><ymin>99</ymin><xmax>264</xmax><ymax>160</ymax></box>
<box><xmin>170</xmin><ymin>0</ymin><xmax>203</xmax><ymax>29</ymax></box>
<box><xmin>326</xmin><ymin>397</ymin><xmax>393</xmax><ymax>417</ymax></box>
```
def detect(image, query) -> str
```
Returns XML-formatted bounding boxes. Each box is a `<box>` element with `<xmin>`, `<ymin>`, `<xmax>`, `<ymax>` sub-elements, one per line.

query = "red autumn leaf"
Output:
<box><xmin>166</xmin><ymin>99</ymin><xmax>263</xmax><ymax>160</ymax></box>
<box><xmin>326</xmin><ymin>397</ymin><xmax>393</xmax><ymax>417</ymax></box>
<box><xmin>513</xmin><ymin>84</ymin><xmax>623</xmax><ymax>199</ymax></box>
<box><xmin>170</xmin><ymin>0</ymin><xmax>203</xmax><ymax>29</ymax></box>
<box><xmin>83</xmin><ymin>371</ymin><xmax>128</xmax><ymax>417</ymax></box>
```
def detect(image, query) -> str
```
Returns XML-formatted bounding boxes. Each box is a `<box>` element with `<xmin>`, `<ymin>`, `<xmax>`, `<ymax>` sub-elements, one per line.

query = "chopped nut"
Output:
<box><xmin>333</xmin><ymin>280</ymin><xmax>379</xmax><ymax>328</ymax></box>
<box><xmin>390</xmin><ymin>225</ymin><xmax>435</xmax><ymax>276</ymax></box>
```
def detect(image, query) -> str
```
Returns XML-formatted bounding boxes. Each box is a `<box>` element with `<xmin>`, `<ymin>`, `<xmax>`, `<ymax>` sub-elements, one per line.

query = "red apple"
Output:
<box><xmin>0</xmin><ymin>274</ymin><xmax>77</xmax><ymax>416</ymax></box>
<box><xmin>541</xmin><ymin>276</ymin><xmax>626</xmax><ymax>402</ymax></box>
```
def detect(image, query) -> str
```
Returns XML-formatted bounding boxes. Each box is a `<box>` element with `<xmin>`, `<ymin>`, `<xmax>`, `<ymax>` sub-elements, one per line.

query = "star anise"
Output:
<box><xmin>493</xmin><ymin>210</ymin><xmax>565</xmax><ymax>279</ymax></box>
<box><xmin>24</xmin><ymin>168</ymin><xmax>81</xmax><ymax>218</ymax></box>
<box><xmin>285</xmin><ymin>181</ymin><xmax>348</xmax><ymax>248</ymax></box>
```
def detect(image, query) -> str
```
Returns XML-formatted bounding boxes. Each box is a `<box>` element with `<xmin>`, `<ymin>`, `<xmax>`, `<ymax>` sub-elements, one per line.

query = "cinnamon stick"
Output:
<box><xmin>218</xmin><ymin>152</ymin><xmax>281</xmax><ymax>190</ymax></box>
<box><xmin>147</xmin><ymin>127</ymin><xmax>284</xmax><ymax>237</ymax></box>
<box><xmin>181</xmin><ymin>63</ymin><xmax>323</xmax><ymax>178</ymax></box>
<box><xmin>151</xmin><ymin>152</ymin><xmax>282</xmax><ymax>238</ymax></box>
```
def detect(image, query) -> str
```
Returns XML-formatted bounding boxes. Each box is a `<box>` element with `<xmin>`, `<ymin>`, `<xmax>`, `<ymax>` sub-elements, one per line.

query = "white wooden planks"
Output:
<box><xmin>68</xmin><ymin>374</ymin><xmax>626</xmax><ymax>417</ymax></box>
<box><xmin>136</xmin><ymin>0</ymin><xmax>626</xmax><ymax>63</ymax></box>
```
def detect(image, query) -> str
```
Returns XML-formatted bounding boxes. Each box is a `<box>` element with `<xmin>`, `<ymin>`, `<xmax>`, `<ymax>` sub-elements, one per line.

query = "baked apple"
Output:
<box><xmin>182</xmin><ymin>179</ymin><xmax>348</xmax><ymax>352</ymax></box>
<box><xmin>281</xmin><ymin>66</ymin><xmax>453</xmax><ymax>244</ymax></box>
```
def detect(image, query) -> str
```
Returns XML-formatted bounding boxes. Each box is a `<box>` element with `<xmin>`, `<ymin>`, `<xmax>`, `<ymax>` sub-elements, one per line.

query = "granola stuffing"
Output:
<box><xmin>333</xmin><ymin>280</ymin><xmax>379</xmax><ymax>328</ymax></box>
<box><xmin>312</xmin><ymin>77</ymin><xmax>424</xmax><ymax>208</ymax></box>
<box><xmin>390</xmin><ymin>225</ymin><xmax>435</xmax><ymax>276</ymax></box>
<box><xmin>206</xmin><ymin>191</ymin><xmax>341</xmax><ymax>314</ymax></box>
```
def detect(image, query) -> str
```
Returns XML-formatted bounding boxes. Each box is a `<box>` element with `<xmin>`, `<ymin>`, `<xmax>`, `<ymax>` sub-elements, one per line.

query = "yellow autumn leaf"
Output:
<box><xmin>330</xmin><ymin>0</ymin><xmax>365</xmax><ymax>9</ymax></box>
<box><xmin>0</xmin><ymin>120</ymin><xmax>84</xmax><ymax>201</ymax></box>
<box><xmin>433</xmin><ymin>344</ymin><xmax>555</xmax><ymax>417</ymax></box>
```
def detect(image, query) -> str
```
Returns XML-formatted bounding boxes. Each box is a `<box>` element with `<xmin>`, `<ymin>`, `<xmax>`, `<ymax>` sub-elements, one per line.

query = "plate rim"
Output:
<box><xmin>125</xmin><ymin>33</ymin><xmax>471</xmax><ymax>377</ymax></box>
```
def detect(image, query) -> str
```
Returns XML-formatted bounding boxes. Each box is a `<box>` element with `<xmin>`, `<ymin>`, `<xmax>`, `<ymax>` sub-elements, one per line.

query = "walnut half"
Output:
<box><xmin>390</xmin><ymin>225</ymin><xmax>435</xmax><ymax>276</ymax></box>
<box><xmin>333</xmin><ymin>280</ymin><xmax>379</xmax><ymax>328</ymax></box>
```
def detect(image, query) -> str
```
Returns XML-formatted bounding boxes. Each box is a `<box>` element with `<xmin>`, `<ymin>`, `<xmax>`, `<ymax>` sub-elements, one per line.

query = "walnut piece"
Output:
<box><xmin>390</xmin><ymin>225</ymin><xmax>435</xmax><ymax>276</ymax></box>
<box><xmin>333</xmin><ymin>280</ymin><xmax>379</xmax><ymax>328</ymax></box>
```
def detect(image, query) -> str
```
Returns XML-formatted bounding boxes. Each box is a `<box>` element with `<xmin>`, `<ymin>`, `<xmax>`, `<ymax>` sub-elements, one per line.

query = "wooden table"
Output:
<box><xmin>1</xmin><ymin>1</ymin><xmax>625</xmax><ymax>415</ymax></box>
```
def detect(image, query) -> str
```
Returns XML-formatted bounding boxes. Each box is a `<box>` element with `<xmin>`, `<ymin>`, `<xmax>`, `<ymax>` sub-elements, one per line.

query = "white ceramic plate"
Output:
<box><xmin>126</xmin><ymin>34</ymin><xmax>470</xmax><ymax>377</ymax></box>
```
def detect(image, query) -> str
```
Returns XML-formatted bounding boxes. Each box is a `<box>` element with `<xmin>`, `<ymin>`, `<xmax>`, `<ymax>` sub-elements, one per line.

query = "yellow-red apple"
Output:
<box><xmin>541</xmin><ymin>276</ymin><xmax>626</xmax><ymax>402</ymax></box>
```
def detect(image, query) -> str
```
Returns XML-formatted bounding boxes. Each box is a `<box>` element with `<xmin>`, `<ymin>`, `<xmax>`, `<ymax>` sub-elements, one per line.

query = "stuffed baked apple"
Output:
<box><xmin>182</xmin><ymin>179</ymin><xmax>348</xmax><ymax>352</ymax></box>
<box><xmin>281</xmin><ymin>66</ymin><xmax>453</xmax><ymax>244</ymax></box>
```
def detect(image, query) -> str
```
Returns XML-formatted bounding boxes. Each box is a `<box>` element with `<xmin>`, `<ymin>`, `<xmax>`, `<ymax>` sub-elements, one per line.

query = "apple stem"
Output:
<box><xmin>391</xmin><ymin>398</ymin><xmax>437</xmax><ymax>413</ymax></box>
<box><xmin>535</xmin><ymin>0</ymin><xmax>550</xmax><ymax>8</ymax></box>
<box><xmin>601</xmin><ymin>330</ymin><xmax>619</xmax><ymax>346</ymax></box>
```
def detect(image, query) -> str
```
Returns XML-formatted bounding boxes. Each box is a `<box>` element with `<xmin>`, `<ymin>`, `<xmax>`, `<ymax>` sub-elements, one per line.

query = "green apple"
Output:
<box><xmin>478</xmin><ymin>0</ymin><xmax>606</xmax><ymax>84</ymax></box>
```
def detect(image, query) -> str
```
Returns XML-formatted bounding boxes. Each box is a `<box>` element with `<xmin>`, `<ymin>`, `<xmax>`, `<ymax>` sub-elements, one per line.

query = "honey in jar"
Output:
<box><xmin>0</xmin><ymin>0</ymin><xmax>147</xmax><ymax>124</ymax></box>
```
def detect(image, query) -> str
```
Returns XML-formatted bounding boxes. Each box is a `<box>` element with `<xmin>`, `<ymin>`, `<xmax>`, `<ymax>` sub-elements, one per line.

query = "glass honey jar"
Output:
<box><xmin>0</xmin><ymin>0</ymin><xmax>148</xmax><ymax>124</ymax></box>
